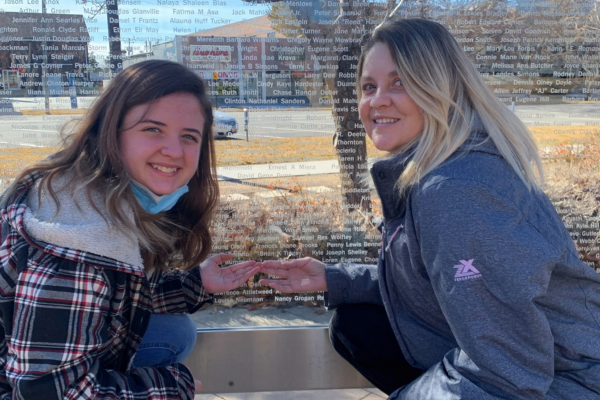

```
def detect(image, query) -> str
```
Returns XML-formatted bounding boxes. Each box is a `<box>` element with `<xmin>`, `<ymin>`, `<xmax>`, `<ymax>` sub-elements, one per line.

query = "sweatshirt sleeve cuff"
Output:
<box><xmin>325</xmin><ymin>264</ymin><xmax>348</xmax><ymax>310</ymax></box>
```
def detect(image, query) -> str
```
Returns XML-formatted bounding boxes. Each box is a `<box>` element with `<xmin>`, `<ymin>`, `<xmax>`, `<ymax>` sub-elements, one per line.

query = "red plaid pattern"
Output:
<box><xmin>0</xmin><ymin>172</ymin><xmax>211</xmax><ymax>399</ymax></box>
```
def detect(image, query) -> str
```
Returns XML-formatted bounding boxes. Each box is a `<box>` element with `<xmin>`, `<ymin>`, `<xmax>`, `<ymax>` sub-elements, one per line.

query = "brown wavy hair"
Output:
<box><xmin>3</xmin><ymin>60</ymin><xmax>219</xmax><ymax>271</ymax></box>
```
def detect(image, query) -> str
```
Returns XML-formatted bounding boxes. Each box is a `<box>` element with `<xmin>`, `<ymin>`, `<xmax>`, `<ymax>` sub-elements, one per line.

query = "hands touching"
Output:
<box><xmin>259</xmin><ymin>257</ymin><xmax>327</xmax><ymax>293</ymax></box>
<box><xmin>200</xmin><ymin>254</ymin><xmax>327</xmax><ymax>295</ymax></box>
<box><xmin>199</xmin><ymin>253</ymin><xmax>260</xmax><ymax>294</ymax></box>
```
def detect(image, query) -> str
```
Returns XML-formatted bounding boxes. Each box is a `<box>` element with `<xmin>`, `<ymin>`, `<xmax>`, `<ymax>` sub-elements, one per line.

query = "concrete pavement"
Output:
<box><xmin>194</xmin><ymin>387</ymin><xmax>386</xmax><ymax>400</ymax></box>
<box><xmin>217</xmin><ymin>159</ymin><xmax>340</xmax><ymax>181</ymax></box>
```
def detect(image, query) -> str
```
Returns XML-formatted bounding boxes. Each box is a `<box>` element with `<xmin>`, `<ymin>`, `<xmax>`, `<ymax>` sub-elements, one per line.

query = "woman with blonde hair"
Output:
<box><xmin>0</xmin><ymin>60</ymin><xmax>258</xmax><ymax>399</ymax></box>
<box><xmin>260</xmin><ymin>19</ymin><xmax>600</xmax><ymax>399</ymax></box>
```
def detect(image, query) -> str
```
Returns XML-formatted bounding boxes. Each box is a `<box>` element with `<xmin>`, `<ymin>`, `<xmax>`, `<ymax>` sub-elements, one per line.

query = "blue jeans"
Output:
<box><xmin>132</xmin><ymin>314</ymin><xmax>198</xmax><ymax>368</ymax></box>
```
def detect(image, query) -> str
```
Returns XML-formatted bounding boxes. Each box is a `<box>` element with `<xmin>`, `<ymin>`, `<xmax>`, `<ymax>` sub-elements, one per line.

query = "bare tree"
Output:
<box><xmin>265</xmin><ymin>0</ymin><xmax>395</xmax><ymax>215</ymax></box>
<box><xmin>83</xmin><ymin>0</ymin><xmax>122</xmax><ymax>74</ymax></box>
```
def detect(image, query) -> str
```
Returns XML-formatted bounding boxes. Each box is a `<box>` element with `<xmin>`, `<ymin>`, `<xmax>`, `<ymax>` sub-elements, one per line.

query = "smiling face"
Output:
<box><xmin>119</xmin><ymin>92</ymin><xmax>205</xmax><ymax>195</ymax></box>
<box><xmin>359</xmin><ymin>42</ymin><xmax>425</xmax><ymax>153</ymax></box>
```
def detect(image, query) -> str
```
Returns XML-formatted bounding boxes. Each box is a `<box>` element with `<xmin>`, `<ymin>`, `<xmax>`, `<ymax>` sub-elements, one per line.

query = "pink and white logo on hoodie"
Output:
<box><xmin>453</xmin><ymin>259</ymin><xmax>482</xmax><ymax>282</ymax></box>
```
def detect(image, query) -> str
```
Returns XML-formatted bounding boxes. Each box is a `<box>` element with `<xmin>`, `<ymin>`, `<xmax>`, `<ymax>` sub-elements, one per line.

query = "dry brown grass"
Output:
<box><xmin>0</xmin><ymin>147</ymin><xmax>59</xmax><ymax>179</ymax></box>
<box><xmin>214</xmin><ymin>137</ymin><xmax>386</xmax><ymax>165</ymax></box>
<box><xmin>0</xmin><ymin>138</ymin><xmax>386</xmax><ymax>179</ymax></box>
<box><xmin>0</xmin><ymin>126</ymin><xmax>597</xmax><ymax>179</ymax></box>
<box><xmin>530</xmin><ymin>125</ymin><xmax>600</xmax><ymax>147</ymax></box>
<box><xmin>20</xmin><ymin>109</ymin><xmax>87</xmax><ymax>115</ymax></box>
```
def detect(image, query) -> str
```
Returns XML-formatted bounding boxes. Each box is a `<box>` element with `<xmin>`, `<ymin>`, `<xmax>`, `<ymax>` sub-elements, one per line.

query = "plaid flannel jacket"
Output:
<box><xmin>0</xmin><ymin>172</ymin><xmax>211</xmax><ymax>399</ymax></box>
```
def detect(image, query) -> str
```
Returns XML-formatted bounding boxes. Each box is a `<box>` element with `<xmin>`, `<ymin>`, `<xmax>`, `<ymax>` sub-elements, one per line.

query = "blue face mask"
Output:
<box><xmin>130</xmin><ymin>181</ymin><xmax>189</xmax><ymax>214</ymax></box>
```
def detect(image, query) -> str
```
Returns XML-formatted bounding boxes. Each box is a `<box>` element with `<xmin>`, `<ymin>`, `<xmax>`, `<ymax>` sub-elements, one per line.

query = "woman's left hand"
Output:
<box><xmin>199</xmin><ymin>254</ymin><xmax>260</xmax><ymax>294</ymax></box>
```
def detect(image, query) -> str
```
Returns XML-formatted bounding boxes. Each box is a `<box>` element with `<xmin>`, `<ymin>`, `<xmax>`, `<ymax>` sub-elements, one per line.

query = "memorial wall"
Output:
<box><xmin>1</xmin><ymin>0</ymin><xmax>599</xmax><ymax>324</ymax></box>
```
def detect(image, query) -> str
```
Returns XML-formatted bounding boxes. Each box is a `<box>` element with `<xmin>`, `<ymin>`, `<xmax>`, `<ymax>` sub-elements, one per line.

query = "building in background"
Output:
<box><xmin>123</xmin><ymin>16</ymin><xmax>324</xmax><ymax>107</ymax></box>
<box><xmin>0</xmin><ymin>12</ymin><xmax>93</xmax><ymax>97</ymax></box>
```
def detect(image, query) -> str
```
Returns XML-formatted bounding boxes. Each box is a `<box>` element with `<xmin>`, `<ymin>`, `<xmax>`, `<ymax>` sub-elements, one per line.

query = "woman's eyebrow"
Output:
<box><xmin>139</xmin><ymin>119</ymin><xmax>166</xmax><ymax>126</ymax></box>
<box><xmin>139</xmin><ymin>118</ymin><xmax>165</xmax><ymax>126</ymax></box>
<box><xmin>360</xmin><ymin>71</ymin><xmax>400</xmax><ymax>82</ymax></box>
<box><xmin>139</xmin><ymin>119</ymin><xmax>202</xmax><ymax>135</ymax></box>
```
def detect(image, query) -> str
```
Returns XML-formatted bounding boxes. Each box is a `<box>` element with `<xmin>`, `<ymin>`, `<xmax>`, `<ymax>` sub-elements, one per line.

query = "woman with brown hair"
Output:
<box><xmin>0</xmin><ymin>60</ymin><xmax>257</xmax><ymax>399</ymax></box>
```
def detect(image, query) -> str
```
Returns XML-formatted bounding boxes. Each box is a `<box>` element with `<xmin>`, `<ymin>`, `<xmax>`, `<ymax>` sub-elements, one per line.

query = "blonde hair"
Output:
<box><xmin>357</xmin><ymin>19</ymin><xmax>544</xmax><ymax>193</ymax></box>
<box><xmin>1</xmin><ymin>60</ymin><xmax>219</xmax><ymax>271</ymax></box>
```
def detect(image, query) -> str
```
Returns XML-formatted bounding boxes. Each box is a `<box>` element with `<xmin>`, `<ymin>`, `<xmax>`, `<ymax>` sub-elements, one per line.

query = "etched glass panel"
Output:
<box><xmin>0</xmin><ymin>0</ymin><xmax>598</xmax><ymax>329</ymax></box>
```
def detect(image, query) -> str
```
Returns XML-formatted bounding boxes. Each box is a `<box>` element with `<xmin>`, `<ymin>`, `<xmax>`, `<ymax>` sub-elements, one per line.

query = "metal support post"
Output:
<box><xmin>244</xmin><ymin>108</ymin><xmax>249</xmax><ymax>142</ymax></box>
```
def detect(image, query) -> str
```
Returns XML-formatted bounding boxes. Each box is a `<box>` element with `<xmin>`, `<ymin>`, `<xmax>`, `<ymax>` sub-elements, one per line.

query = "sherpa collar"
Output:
<box><xmin>2</xmin><ymin>171</ymin><xmax>145</xmax><ymax>276</ymax></box>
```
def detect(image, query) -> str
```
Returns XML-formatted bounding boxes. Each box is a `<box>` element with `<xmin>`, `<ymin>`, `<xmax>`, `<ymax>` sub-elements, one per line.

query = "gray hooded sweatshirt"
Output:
<box><xmin>325</xmin><ymin>134</ymin><xmax>600</xmax><ymax>399</ymax></box>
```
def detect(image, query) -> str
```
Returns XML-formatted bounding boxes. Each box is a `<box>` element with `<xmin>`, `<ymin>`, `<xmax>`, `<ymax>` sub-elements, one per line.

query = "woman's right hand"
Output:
<box><xmin>194</xmin><ymin>379</ymin><xmax>202</xmax><ymax>393</ymax></box>
<box><xmin>259</xmin><ymin>257</ymin><xmax>327</xmax><ymax>293</ymax></box>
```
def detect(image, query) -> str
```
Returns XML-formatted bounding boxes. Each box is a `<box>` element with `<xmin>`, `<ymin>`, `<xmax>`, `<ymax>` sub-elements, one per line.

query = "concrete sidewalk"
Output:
<box><xmin>217</xmin><ymin>159</ymin><xmax>340</xmax><ymax>181</ymax></box>
<box><xmin>195</xmin><ymin>387</ymin><xmax>386</xmax><ymax>399</ymax></box>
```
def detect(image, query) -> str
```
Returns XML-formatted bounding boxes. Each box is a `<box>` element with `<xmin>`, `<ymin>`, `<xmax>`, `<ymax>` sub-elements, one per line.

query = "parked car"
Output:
<box><xmin>213</xmin><ymin>110</ymin><xmax>238</xmax><ymax>138</ymax></box>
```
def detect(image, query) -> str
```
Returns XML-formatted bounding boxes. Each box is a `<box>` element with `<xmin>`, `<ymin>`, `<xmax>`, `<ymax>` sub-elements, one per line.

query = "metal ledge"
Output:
<box><xmin>184</xmin><ymin>326</ymin><xmax>371</xmax><ymax>393</ymax></box>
